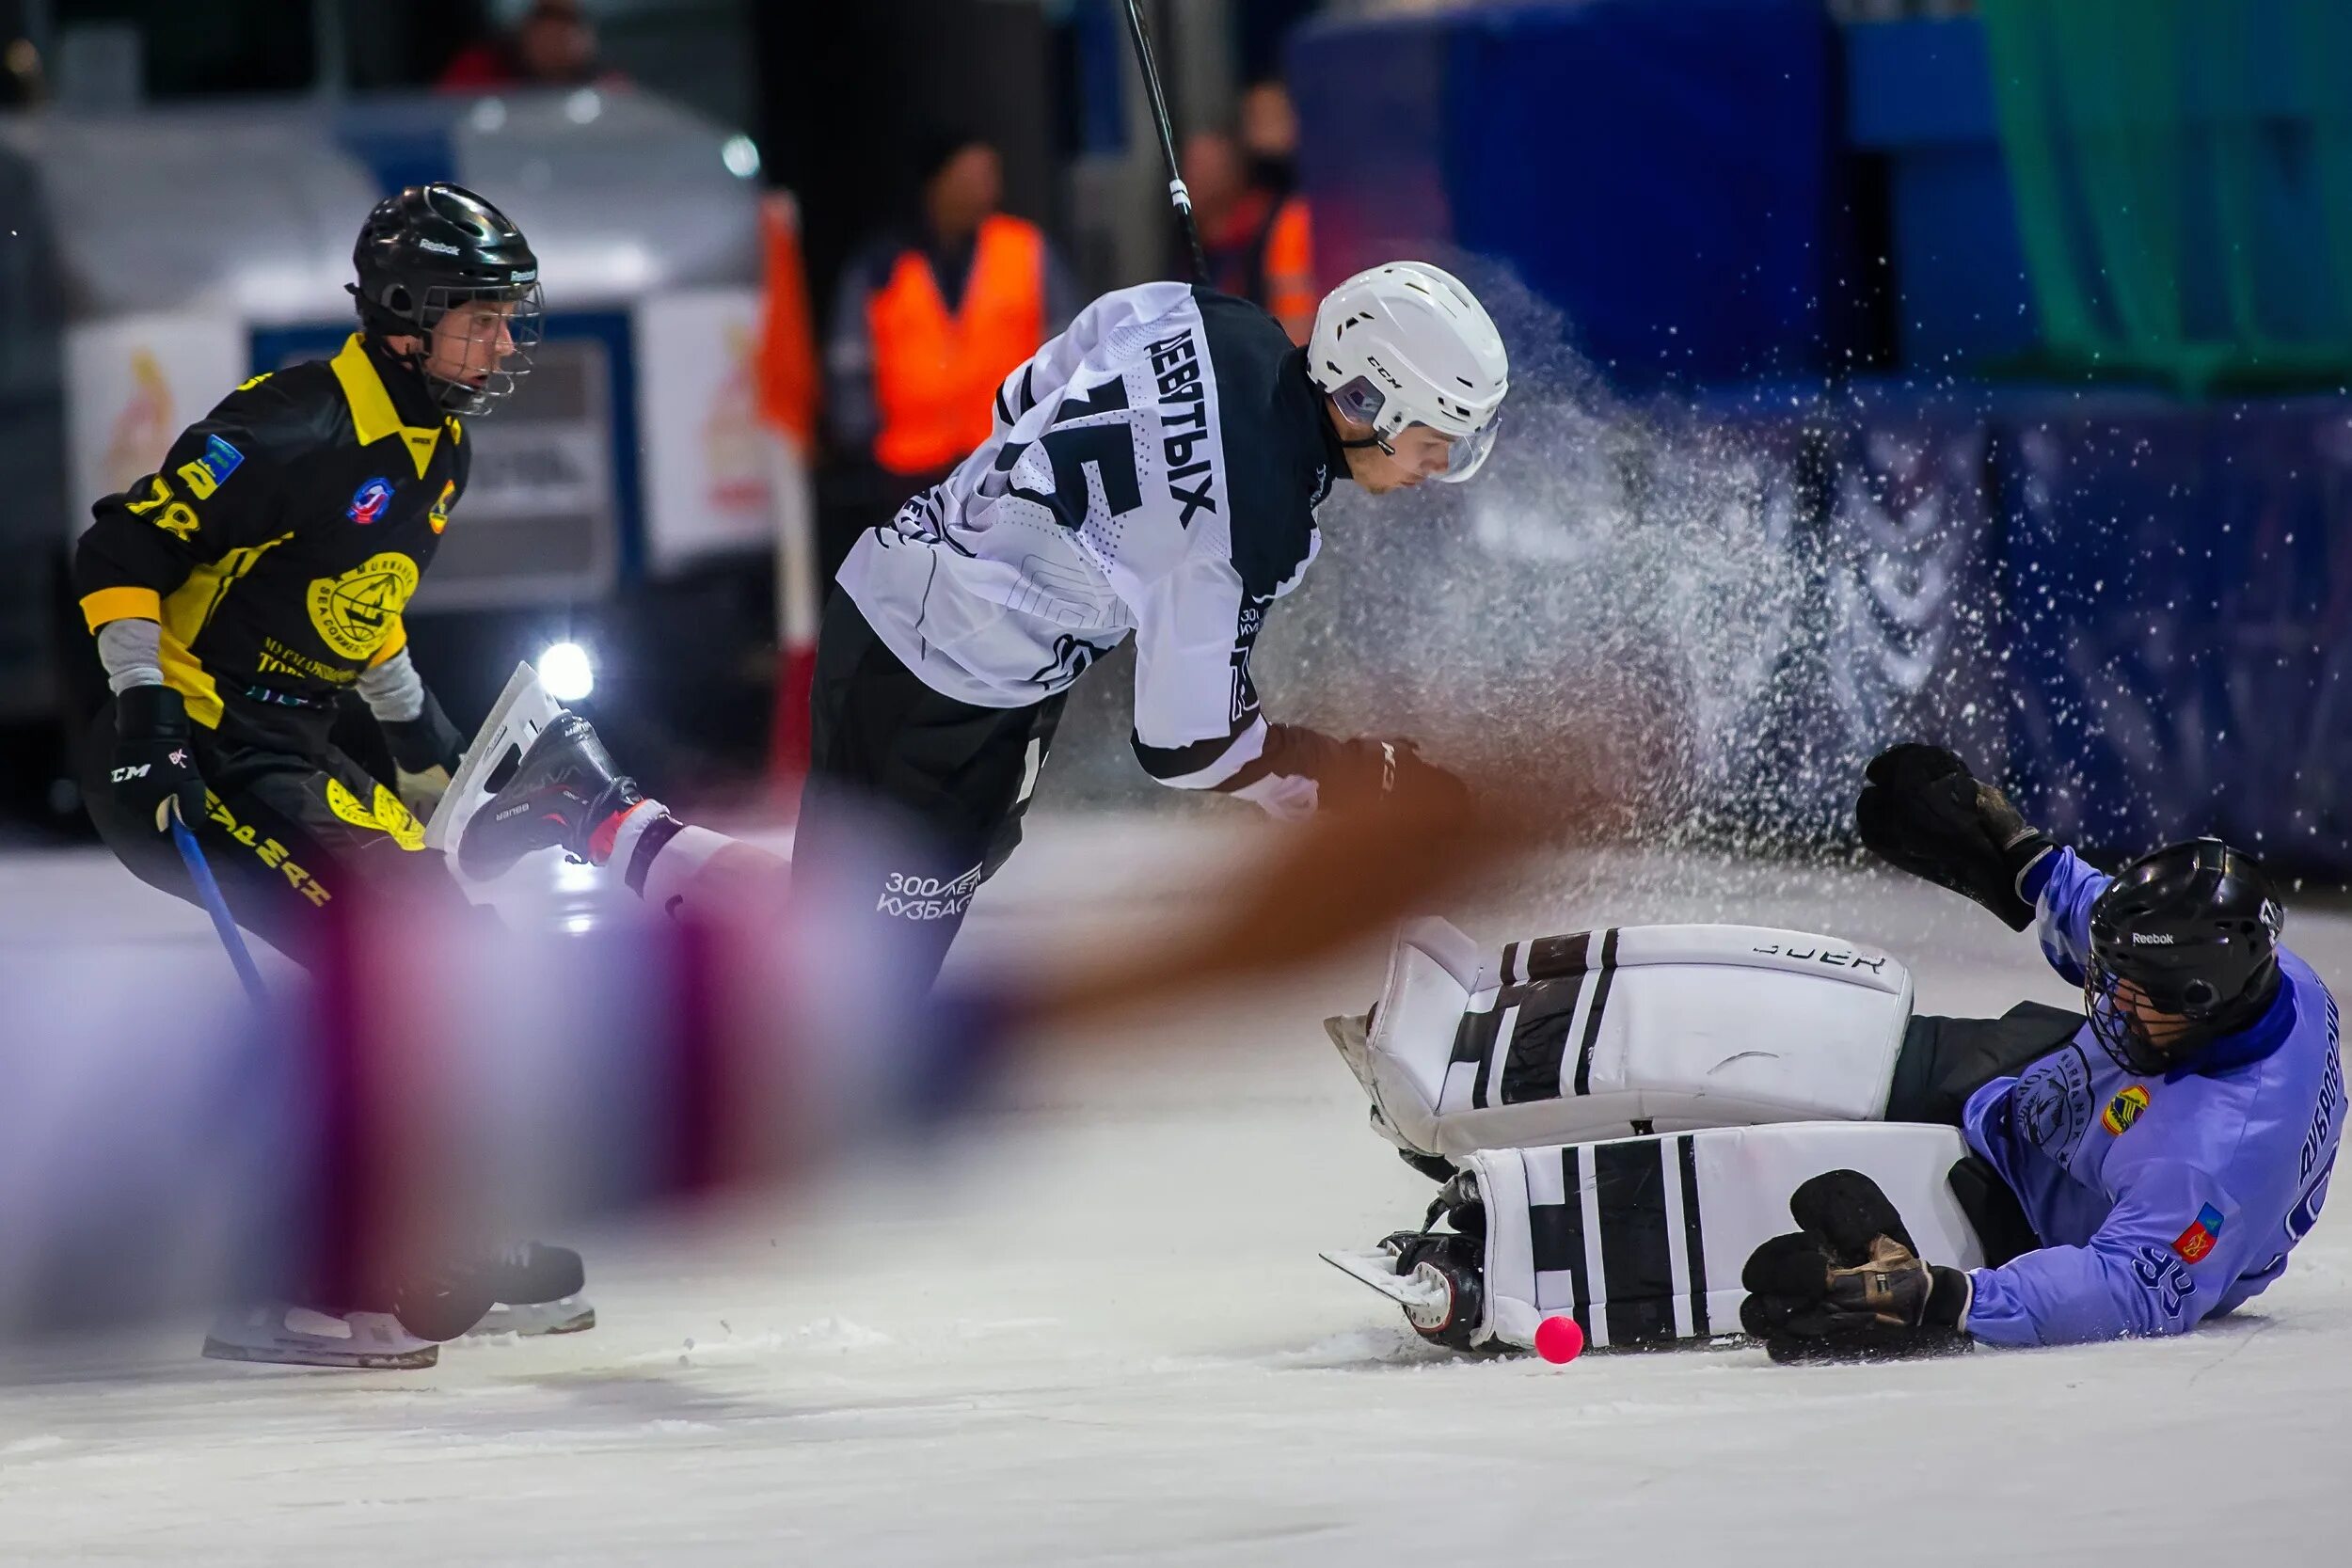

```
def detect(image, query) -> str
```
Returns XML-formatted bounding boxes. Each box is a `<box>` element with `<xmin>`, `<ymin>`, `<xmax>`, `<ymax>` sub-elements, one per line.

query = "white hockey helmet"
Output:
<box><xmin>1308</xmin><ymin>261</ymin><xmax>1509</xmax><ymax>483</ymax></box>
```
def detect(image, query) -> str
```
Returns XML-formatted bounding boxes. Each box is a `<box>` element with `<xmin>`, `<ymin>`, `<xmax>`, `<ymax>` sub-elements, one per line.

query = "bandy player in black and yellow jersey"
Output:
<box><xmin>71</xmin><ymin>184</ymin><xmax>592</xmax><ymax>1370</ymax></box>
<box><xmin>74</xmin><ymin>183</ymin><xmax>537</xmax><ymax>958</ymax></box>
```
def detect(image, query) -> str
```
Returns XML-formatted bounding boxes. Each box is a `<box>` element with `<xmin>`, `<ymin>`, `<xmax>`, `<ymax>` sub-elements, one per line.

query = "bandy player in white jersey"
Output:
<box><xmin>448</xmin><ymin>263</ymin><xmax>1508</xmax><ymax>987</ymax></box>
<box><xmin>795</xmin><ymin>264</ymin><xmax>1511</xmax><ymax>983</ymax></box>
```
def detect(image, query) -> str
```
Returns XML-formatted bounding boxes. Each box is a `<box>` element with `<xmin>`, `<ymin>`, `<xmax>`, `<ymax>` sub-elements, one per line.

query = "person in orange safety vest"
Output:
<box><xmin>824</xmin><ymin>130</ymin><xmax>1078</xmax><ymax>482</ymax></box>
<box><xmin>1179</xmin><ymin>82</ymin><xmax>1315</xmax><ymax>344</ymax></box>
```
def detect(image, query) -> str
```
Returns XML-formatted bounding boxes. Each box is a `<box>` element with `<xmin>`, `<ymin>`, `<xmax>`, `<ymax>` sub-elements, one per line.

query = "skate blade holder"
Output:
<box><xmin>425</xmin><ymin>660</ymin><xmax>566</xmax><ymax>867</ymax></box>
<box><xmin>1320</xmin><ymin>1248</ymin><xmax>1454</xmax><ymax>1325</ymax></box>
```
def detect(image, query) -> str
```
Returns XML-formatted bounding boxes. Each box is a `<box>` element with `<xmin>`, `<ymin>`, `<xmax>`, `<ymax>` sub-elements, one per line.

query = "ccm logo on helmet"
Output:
<box><xmin>2132</xmin><ymin>932</ymin><xmax>2178</xmax><ymax>945</ymax></box>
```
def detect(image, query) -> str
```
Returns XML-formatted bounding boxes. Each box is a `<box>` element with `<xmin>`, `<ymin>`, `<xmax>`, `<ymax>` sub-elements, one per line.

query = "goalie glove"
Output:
<box><xmin>1740</xmin><ymin>1169</ymin><xmax>1973</xmax><ymax>1365</ymax></box>
<box><xmin>1854</xmin><ymin>743</ymin><xmax>2053</xmax><ymax>931</ymax></box>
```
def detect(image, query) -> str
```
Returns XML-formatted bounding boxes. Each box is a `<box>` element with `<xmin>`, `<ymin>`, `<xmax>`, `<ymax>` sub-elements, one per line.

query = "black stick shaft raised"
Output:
<box><xmin>1120</xmin><ymin>0</ymin><xmax>1208</xmax><ymax>284</ymax></box>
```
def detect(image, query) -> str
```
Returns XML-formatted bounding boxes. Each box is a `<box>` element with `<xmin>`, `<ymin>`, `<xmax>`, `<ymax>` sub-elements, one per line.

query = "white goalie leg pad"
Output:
<box><xmin>1334</xmin><ymin>917</ymin><xmax>1488</xmax><ymax>1154</ymax></box>
<box><xmin>423</xmin><ymin>661</ymin><xmax>567</xmax><ymax>882</ymax></box>
<box><xmin>1466</xmin><ymin>1120</ymin><xmax>1986</xmax><ymax>1352</ymax></box>
<box><xmin>1337</xmin><ymin>923</ymin><xmax>1915</xmax><ymax>1157</ymax></box>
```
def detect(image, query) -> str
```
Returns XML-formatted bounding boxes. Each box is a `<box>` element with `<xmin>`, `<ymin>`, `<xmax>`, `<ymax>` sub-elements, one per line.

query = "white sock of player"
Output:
<box><xmin>604</xmin><ymin>801</ymin><xmax>737</xmax><ymax>918</ymax></box>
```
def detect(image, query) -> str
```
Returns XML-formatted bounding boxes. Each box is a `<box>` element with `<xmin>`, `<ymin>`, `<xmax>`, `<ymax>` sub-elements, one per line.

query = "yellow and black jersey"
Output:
<box><xmin>74</xmin><ymin>333</ymin><xmax>469</xmax><ymax>755</ymax></box>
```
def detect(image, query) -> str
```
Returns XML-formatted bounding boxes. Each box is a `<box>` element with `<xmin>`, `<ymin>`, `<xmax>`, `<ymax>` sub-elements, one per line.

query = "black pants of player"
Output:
<box><xmin>1886</xmin><ymin>999</ymin><xmax>2082</xmax><ymax>1267</ymax></box>
<box><xmin>79</xmin><ymin>699</ymin><xmax>481</xmax><ymax>969</ymax></box>
<box><xmin>795</xmin><ymin>593</ymin><xmax>1065</xmax><ymax>990</ymax></box>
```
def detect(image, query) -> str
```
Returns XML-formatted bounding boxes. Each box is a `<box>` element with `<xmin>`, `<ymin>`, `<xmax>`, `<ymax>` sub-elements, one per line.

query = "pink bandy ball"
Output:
<box><xmin>1534</xmin><ymin>1315</ymin><xmax>1585</xmax><ymax>1364</ymax></box>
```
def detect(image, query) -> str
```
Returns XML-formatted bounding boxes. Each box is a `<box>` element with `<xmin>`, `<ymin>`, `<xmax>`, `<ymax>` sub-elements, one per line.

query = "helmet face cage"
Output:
<box><xmin>387</xmin><ymin>280</ymin><xmax>544</xmax><ymax>415</ymax></box>
<box><xmin>2083</xmin><ymin>959</ymin><xmax>2215</xmax><ymax>1076</ymax></box>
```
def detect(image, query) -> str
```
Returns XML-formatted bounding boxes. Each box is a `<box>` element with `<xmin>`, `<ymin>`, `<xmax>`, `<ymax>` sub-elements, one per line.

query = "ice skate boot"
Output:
<box><xmin>1321</xmin><ymin>1172</ymin><xmax>1492</xmax><ymax>1352</ymax></box>
<box><xmin>200</xmin><ymin>1300</ymin><xmax>438</xmax><ymax>1370</ymax></box>
<box><xmin>456</xmin><ymin>711</ymin><xmax>646</xmax><ymax>881</ymax></box>
<box><xmin>466</xmin><ymin>1241</ymin><xmax>597</xmax><ymax>1338</ymax></box>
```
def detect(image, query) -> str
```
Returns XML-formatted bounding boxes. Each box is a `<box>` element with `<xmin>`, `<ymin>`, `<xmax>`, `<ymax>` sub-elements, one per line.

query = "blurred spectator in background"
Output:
<box><xmin>437</xmin><ymin>0</ymin><xmax>625</xmax><ymax>92</ymax></box>
<box><xmin>1180</xmin><ymin>81</ymin><xmax>1314</xmax><ymax>342</ymax></box>
<box><xmin>819</xmin><ymin>128</ymin><xmax>1077</xmax><ymax>595</ymax></box>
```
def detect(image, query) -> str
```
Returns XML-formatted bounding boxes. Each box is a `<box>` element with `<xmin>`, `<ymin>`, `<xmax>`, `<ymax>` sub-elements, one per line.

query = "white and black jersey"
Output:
<box><xmin>836</xmin><ymin>282</ymin><xmax>1346</xmax><ymax>805</ymax></box>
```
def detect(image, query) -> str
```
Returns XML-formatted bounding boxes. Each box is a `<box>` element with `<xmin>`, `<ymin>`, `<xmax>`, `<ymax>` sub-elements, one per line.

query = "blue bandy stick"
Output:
<box><xmin>170</xmin><ymin>813</ymin><xmax>269</xmax><ymax>1006</ymax></box>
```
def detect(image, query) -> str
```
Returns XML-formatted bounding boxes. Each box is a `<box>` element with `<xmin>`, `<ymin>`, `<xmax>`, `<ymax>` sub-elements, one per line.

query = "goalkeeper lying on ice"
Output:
<box><xmin>1320</xmin><ymin>745</ymin><xmax>2343</xmax><ymax>1363</ymax></box>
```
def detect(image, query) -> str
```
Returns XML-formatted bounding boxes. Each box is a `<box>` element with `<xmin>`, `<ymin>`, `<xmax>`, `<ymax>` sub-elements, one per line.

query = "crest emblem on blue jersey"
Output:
<box><xmin>347</xmin><ymin>476</ymin><xmax>394</xmax><ymax>526</ymax></box>
<box><xmin>2170</xmin><ymin>1203</ymin><xmax>2225</xmax><ymax>1264</ymax></box>
<box><xmin>2102</xmin><ymin>1085</ymin><xmax>2150</xmax><ymax>1136</ymax></box>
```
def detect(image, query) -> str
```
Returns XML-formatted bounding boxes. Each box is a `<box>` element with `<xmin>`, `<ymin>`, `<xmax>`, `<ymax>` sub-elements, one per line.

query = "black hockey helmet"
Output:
<box><xmin>349</xmin><ymin>182</ymin><xmax>544</xmax><ymax>415</ymax></box>
<box><xmin>2084</xmin><ymin>837</ymin><xmax>2284</xmax><ymax>1074</ymax></box>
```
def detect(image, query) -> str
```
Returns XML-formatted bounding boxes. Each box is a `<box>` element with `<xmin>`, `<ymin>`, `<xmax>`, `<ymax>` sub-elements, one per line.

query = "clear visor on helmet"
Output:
<box><xmin>1327</xmin><ymin>374</ymin><xmax>1502</xmax><ymax>484</ymax></box>
<box><xmin>1427</xmin><ymin>413</ymin><xmax>1500</xmax><ymax>484</ymax></box>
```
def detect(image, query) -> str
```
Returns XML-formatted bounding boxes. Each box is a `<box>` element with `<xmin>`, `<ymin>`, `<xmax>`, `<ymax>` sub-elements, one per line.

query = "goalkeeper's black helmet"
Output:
<box><xmin>2085</xmin><ymin>838</ymin><xmax>2284</xmax><ymax>1075</ymax></box>
<box><xmin>350</xmin><ymin>183</ymin><xmax>543</xmax><ymax>415</ymax></box>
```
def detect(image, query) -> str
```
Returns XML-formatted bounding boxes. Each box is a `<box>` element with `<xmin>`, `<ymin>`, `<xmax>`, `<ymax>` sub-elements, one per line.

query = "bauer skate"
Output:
<box><xmin>200</xmin><ymin>1300</ymin><xmax>439</xmax><ymax>1370</ymax></box>
<box><xmin>455</xmin><ymin>710</ymin><xmax>644</xmax><ymax>881</ymax></box>
<box><xmin>465</xmin><ymin>1241</ymin><xmax>597</xmax><ymax>1338</ymax></box>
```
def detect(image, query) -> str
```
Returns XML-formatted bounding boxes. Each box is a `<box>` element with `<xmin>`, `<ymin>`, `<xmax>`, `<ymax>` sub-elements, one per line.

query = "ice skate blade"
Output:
<box><xmin>200</xmin><ymin>1335</ymin><xmax>439</xmax><ymax>1371</ymax></box>
<box><xmin>467</xmin><ymin>1296</ymin><xmax>596</xmax><ymax>1338</ymax></box>
<box><xmin>426</xmin><ymin>659</ymin><xmax>565</xmax><ymax>860</ymax></box>
<box><xmin>1320</xmin><ymin>1248</ymin><xmax>1450</xmax><ymax>1312</ymax></box>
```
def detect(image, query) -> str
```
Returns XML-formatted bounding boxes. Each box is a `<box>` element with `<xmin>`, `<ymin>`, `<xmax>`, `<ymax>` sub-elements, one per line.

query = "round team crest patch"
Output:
<box><xmin>347</xmin><ymin>476</ymin><xmax>395</xmax><ymax>526</ymax></box>
<box><xmin>307</xmin><ymin>552</ymin><xmax>419</xmax><ymax>661</ymax></box>
<box><xmin>324</xmin><ymin>777</ymin><xmax>424</xmax><ymax>851</ymax></box>
<box><xmin>2015</xmin><ymin>1048</ymin><xmax>2092</xmax><ymax>1165</ymax></box>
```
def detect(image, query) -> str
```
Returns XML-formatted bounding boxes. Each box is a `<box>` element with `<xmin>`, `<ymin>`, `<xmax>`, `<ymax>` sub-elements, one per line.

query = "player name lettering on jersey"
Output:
<box><xmin>1149</xmin><ymin>331</ymin><xmax>1219</xmax><ymax>525</ymax></box>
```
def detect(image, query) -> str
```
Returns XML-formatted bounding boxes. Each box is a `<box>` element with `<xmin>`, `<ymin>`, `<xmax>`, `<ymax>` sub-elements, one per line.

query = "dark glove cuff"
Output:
<box><xmin>1924</xmin><ymin>1264</ymin><xmax>1973</xmax><ymax>1331</ymax></box>
<box><xmin>116</xmin><ymin>682</ymin><xmax>189</xmax><ymax>739</ymax></box>
<box><xmin>383</xmin><ymin>691</ymin><xmax>465</xmax><ymax>774</ymax></box>
<box><xmin>2004</xmin><ymin>832</ymin><xmax>2057</xmax><ymax>893</ymax></box>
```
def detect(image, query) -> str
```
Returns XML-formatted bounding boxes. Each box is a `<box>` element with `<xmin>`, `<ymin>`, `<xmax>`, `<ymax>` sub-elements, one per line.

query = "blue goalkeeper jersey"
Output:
<box><xmin>1959</xmin><ymin>848</ymin><xmax>2343</xmax><ymax>1348</ymax></box>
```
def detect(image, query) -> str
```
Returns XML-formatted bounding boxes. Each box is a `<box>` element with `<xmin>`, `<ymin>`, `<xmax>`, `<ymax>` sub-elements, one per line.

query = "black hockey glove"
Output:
<box><xmin>111</xmin><ymin>683</ymin><xmax>207</xmax><ymax>833</ymax></box>
<box><xmin>1326</xmin><ymin>736</ymin><xmax>1471</xmax><ymax>816</ymax></box>
<box><xmin>1854</xmin><ymin>743</ymin><xmax>2053</xmax><ymax>931</ymax></box>
<box><xmin>380</xmin><ymin>688</ymin><xmax>466</xmax><ymax>822</ymax></box>
<box><xmin>1740</xmin><ymin>1169</ymin><xmax>1973</xmax><ymax>1365</ymax></box>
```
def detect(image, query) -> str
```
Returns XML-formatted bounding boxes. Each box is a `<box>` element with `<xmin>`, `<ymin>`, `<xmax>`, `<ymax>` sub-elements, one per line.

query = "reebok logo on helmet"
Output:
<box><xmin>419</xmin><ymin>239</ymin><xmax>461</xmax><ymax>256</ymax></box>
<box><xmin>2132</xmin><ymin>932</ymin><xmax>2176</xmax><ymax>945</ymax></box>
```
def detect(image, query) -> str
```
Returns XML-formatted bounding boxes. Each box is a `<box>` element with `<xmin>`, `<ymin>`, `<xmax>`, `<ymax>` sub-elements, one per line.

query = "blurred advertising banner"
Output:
<box><xmin>62</xmin><ymin>312</ymin><xmax>246</xmax><ymax>535</ymax></box>
<box><xmin>633</xmin><ymin>286</ymin><xmax>789</xmax><ymax>574</ymax></box>
<box><xmin>416</xmin><ymin>329</ymin><xmax>621</xmax><ymax>610</ymax></box>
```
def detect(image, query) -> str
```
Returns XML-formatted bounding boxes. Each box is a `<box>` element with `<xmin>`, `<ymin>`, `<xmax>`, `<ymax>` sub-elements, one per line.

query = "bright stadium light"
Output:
<box><xmin>539</xmin><ymin>641</ymin><xmax>594</xmax><ymax>703</ymax></box>
<box><xmin>723</xmin><ymin>135</ymin><xmax>761</xmax><ymax>179</ymax></box>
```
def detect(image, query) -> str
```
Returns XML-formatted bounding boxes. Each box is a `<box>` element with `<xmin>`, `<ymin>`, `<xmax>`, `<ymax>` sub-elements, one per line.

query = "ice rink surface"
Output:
<box><xmin>2</xmin><ymin>815</ymin><xmax>2348</xmax><ymax>1565</ymax></box>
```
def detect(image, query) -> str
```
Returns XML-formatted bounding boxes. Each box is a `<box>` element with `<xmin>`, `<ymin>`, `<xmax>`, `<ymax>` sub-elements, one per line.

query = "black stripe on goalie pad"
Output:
<box><xmin>1523</xmin><ymin>1139</ymin><xmax>1681</xmax><ymax>1348</ymax></box>
<box><xmin>1594</xmin><ymin>1141</ymin><xmax>1677</xmax><ymax>1344</ymax></box>
<box><xmin>1453</xmin><ymin>1007</ymin><xmax>1503</xmax><ymax>1109</ymax></box>
<box><xmin>1518</xmin><ymin>932</ymin><xmax>1593</xmax><ymax>983</ymax></box>
<box><xmin>1528</xmin><ymin>1146</ymin><xmax>1593</xmax><ymax>1324</ymax></box>
<box><xmin>1497</xmin><ymin>975</ymin><xmax>1588</xmax><ymax>1104</ymax></box>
